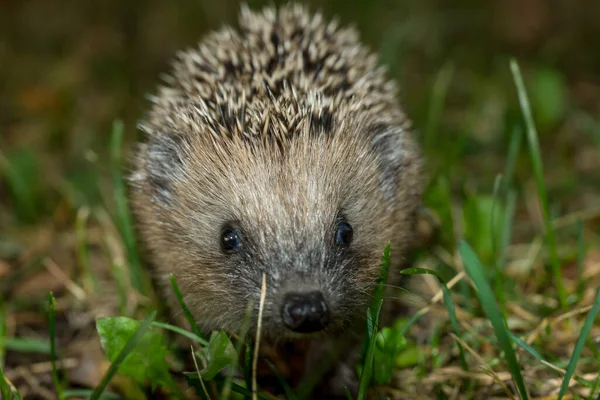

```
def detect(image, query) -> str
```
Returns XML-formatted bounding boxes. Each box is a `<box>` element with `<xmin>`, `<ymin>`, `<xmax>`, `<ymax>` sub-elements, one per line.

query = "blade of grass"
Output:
<box><xmin>459</xmin><ymin>240</ymin><xmax>529</xmax><ymax>400</ymax></box>
<box><xmin>587</xmin><ymin>373</ymin><xmax>600</xmax><ymax>400</ymax></box>
<box><xmin>344</xmin><ymin>386</ymin><xmax>354</xmax><ymax>400</ymax></box>
<box><xmin>356</xmin><ymin>301</ymin><xmax>382</xmax><ymax>400</ymax></box>
<box><xmin>400</xmin><ymin>308</ymin><xmax>428</xmax><ymax>336</ymax></box>
<box><xmin>508</xmin><ymin>332</ymin><xmax>544</xmax><ymax>361</ymax></box>
<box><xmin>0</xmin><ymin>365</ymin><xmax>10</xmax><ymax>400</ymax></box>
<box><xmin>586</xmin><ymin>337</ymin><xmax>600</xmax><ymax>365</ymax></box>
<box><xmin>0</xmin><ymin>300</ymin><xmax>6</xmax><ymax>366</ymax></box>
<box><xmin>399</xmin><ymin>271</ymin><xmax>466</xmax><ymax>336</ymax></box>
<box><xmin>401</xmin><ymin>267</ymin><xmax>467</xmax><ymax>371</ymax></box>
<box><xmin>90</xmin><ymin>311</ymin><xmax>156</xmax><ymax>400</ymax></box>
<box><xmin>359</xmin><ymin>244</ymin><xmax>391</xmax><ymax>358</ymax></box>
<box><xmin>191</xmin><ymin>345</ymin><xmax>211</xmax><ymax>399</ymax></box>
<box><xmin>151</xmin><ymin>321</ymin><xmax>208</xmax><ymax>346</ymax></box>
<box><xmin>5</xmin><ymin>338</ymin><xmax>50</xmax><ymax>354</ymax></box>
<box><xmin>222</xmin><ymin>300</ymin><xmax>254</xmax><ymax>400</ymax></box>
<box><xmin>0</xmin><ymin>148</ymin><xmax>38</xmax><ymax>222</ymax></box>
<box><xmin>97</xmin><ymin>209</ymin><xmax>129</xmax><ymax>314</ymax></box>
<box><xmin>356</xmin><ymin>243</ymin><xmax>392</xmax><ymax>399</ymax></box>
<box><xmin>109</xmin><ymin>120</ymin><xmax>147</xmax><ymax>294</ymax></box>
<box><xmin>557</xmin><ymin>285</ymin><xmax>600</xmax><ymax>400</ymax></box>
<box><xmin>170</xmin><ymin>273</ymin><xmax>206</xmax><ymax>341</ymax></box>
<box><xmin>451</xmin><ymin>333</ymin><xmax>517</xmax><ymax>400</ymax></box>
<box><xmin>429</xmin><ymin>323</ymin><xmax>443</xmax><ymax>370</ymax></box>
<box><xmin>510</xmin><ymin>331</ymin><xmax>593</xmax><ymax>386</ymax></box>
<box><xmin>424</xmin><ymin>62</ymin><xmax>455</xmax><ymax>151</ymax></box>
<box><xmin>75</xmin><ymin>207</ymin><xmax>95</xmax><ymax>293</ymax></box>
<box><xmin>497</xmin><ymin>190</ymin><xmax>517</xmax><ymax>270</ymax></box>
<box><xmin>263</xmin><ymin>357</ymin><xmax>297</xmax><ymax>400</ymax></box>
<box><xmin>372</xmin><ymin>243</ymin><xmax>391</xmax><ymax>307</ymax></box>
<box><xmin>510</xmin><ymin>59</ymin><xmax>567</xmax><ymax>307</ymax></box>
<box><xmin>244</xmin><ymin>341</ymin><xmax>253</xmax><ymax>396</ymax></box>
<box><xmin>62</xmin><ymin>389</ymin><xmax>120</xmax><ymax>399</ymax></box>
<box><xmin>491</xmin><ymin>174</ymin><xmax>506</xmax><ymax>314</ymax></box>
<box><xmin>576</xmin><ymin>220</ymin><xmax>586</xmax><ymax>301</ymax></box>
<box><xmin>48</xmin><ymin>292</ymin><xmax>64</xmax><ymax>400</ymax></box>
<box><xmin>501</xmin><ymin>126</ymin><xmax>523</xmax><ymax>194</ymax></box>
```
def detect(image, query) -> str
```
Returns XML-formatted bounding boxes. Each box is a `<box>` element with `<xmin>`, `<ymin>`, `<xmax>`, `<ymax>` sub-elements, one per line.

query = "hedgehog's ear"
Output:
<box><xmin>143</xmin><ymin>134</ymin><xmax>189</xmax><ymax>204</ymax></box>
<box><xmin>370</xmin><ymin>123</ymin><xmax>407</xmax><ymax>199</ymax></box>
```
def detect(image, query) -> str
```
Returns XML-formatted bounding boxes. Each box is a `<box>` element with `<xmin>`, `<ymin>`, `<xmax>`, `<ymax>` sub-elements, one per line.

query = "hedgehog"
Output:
<box><xmin>129</xmin><ymin>3</ymin><xmax>421</xmax><ymax>397</ymax></box>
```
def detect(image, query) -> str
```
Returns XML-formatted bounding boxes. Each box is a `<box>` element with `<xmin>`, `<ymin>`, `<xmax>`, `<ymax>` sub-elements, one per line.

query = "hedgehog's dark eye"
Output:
<box><xmin>336</xmin><ymin>221</ymin><xmax>353</xmax><ymax>246</ymax></box>
<box><xmin>221</xmin><ymin>227</ymin><xmax>242</xmax><ymax>253</ymax></box>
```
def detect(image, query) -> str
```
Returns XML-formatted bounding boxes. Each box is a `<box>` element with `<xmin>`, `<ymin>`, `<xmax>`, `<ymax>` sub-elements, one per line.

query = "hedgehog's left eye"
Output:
<box><xmin>221</xmin><ymin>227</ymin><xmax>242</xmax><ymax>253</ymax></box>
<box><xmin>336</xmin><ymin>221</ymin><xmax>353</xmax><ymax>246</ymax></box>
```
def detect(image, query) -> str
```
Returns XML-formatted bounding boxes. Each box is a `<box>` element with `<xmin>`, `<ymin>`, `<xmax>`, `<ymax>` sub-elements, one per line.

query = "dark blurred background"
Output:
<box><xmin>1</xmin><ymin>0</ymin><xmax>599</xmax><ymax>235</ymax></box>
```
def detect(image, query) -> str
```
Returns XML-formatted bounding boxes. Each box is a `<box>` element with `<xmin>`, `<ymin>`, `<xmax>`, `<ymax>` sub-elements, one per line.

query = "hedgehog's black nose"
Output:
<box><xmin>282</xmin><ymin>291</ymin><xmax>330</xmax><ymax>333</ymax></box>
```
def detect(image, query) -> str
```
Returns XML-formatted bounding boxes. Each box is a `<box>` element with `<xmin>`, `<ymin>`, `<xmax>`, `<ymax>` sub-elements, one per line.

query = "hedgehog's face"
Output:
<box><xmin>132</xmin><ymin>123</ymin><xmax>420</xmax><ymax>339</ymax></box>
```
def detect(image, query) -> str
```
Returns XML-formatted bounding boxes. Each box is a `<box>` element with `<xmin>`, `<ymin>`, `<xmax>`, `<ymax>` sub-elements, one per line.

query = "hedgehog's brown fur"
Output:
<box><xmin>129</xmin><ymin>3</ymin><xmax>421</xmax><ymax>397</ymax></box>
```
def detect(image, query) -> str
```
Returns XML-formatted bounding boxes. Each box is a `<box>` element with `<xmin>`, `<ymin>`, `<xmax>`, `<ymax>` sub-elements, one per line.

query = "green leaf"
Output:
<box><xmin>96</xmin><ymin>316</ymin><xmax>174</xmax><ymax>391</ymax></box>
<box><xmin>373</xmin><ymin>325</ymin><xmax>407</xmax><ymax>384</ymax></box>
<box><xmin>395</xmin><ymin>344</ymin><xmax>421</xmax><ymax>368</ymax></box>
<box><xmin>198</xmin><ymin>331</ymin><xmax>237</xmax><ymax>380</ymax></box>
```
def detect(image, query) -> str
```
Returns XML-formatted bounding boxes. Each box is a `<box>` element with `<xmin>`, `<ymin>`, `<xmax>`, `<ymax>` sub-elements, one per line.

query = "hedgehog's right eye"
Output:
<box><xmin>335</xmin><ymin>221</ymin><xmax>354</xmax><ymax>246</ymax></box>
<box><xmin>221</xmin><ymin>227</ymin><xmax>242</xmax><ymax>253</ymax></box>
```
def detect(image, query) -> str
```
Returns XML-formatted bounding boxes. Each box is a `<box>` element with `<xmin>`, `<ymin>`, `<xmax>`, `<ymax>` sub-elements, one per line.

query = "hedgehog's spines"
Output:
<box><xmin>143</xmin><ymin>2</ymin><xmax>405</xmax><ymax>151</ymax></box>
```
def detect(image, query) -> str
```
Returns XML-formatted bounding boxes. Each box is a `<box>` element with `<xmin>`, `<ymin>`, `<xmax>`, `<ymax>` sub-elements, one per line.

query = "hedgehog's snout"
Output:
<box><xmin>281</xmin><ymin>291</ymin><xmax>330</xmax><ymax>333</ymax></box>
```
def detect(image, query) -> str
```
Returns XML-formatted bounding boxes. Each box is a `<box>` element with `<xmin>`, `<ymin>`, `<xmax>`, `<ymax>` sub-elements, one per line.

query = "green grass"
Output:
<box><xmin>510</xmin><ymin>59</ymin><xmax>568</xmax><ymax>308</ymax></box>
<box><xmin>169</xmin><ymin>273</ymin><xmax>207</xmax><ymax>342</ymax></box>
<box><xmin>0</xmin><ymin>365</ymin><xmax>11</xmax><ymax>400</ymax></box>
<box><xmin>90</xmin><ymin>311</ymin><xmax>156</xmax><ymax>400</ymax></box>
<box><xmin>401</xmin><ymin>267</ymin><xmax>468</xmax><ymax>371</ymax></box>
<box><xmin>109</xmin><ymin>121</ymin><xmax>147</xmax><ymax>295</ymax></box>
<box><xmin>4</xmin><ymin>338</ymin><xmax>51</xmax><ymax>354</ymax></box>
<box><xmin>459</xmin><ymin>240</ymin><xmax>529</xmax><ymax>399</ymax></box>
<box><xmin>75</xmin><ymin>207</ymin><xmax>95</xmax><ymax>293</ymax></box>
<box><xmin>222</xmin><ymin>300</ymin><xmax>255</xmax><ymax>399</ymax></box>
<box><xmin>48</xmin><ymin>292</ymin><xmax>64</xmax><ymax>400</ymax></box>
<box><xmin>558</xmin><ymin>280</ymin><xmax>600</xmax><ymax>399</ymax></box>
<box><xmin>0</xmin><ymin>301</ymin><xmax>7</xmax><ymax>365</ymax></box>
